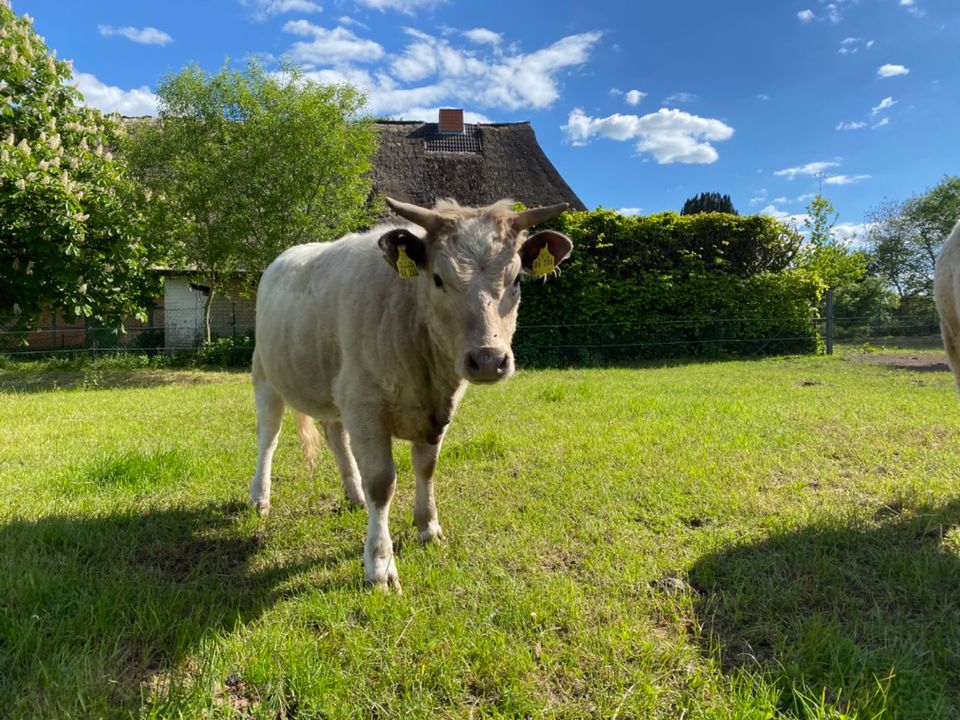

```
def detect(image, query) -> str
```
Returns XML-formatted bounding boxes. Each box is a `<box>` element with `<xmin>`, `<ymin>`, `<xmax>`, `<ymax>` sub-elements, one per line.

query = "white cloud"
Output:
<box><xmin>797</xmin><ymin>193</ymin><xmax>817</xmax><ymax>202</ymax></box>
<box><xmin>243</xmin><ymin>0</ymin><xmax>322</xmax><ymax>19</ymax></box>
<box><xmin>749</xmin><ymin>188</ymin><xmax>768</xmax><ymax>206</ymax></box>
<box><xmin>396</xmin><ymin>106</ymin><xmax>491</xmax><ymax>123</ymax></box>
<box><xmin>877</xmin><ymin>63</ymin><xmax>909</xmax><ymax>78</ymax></box>
<box><xmin>355</xmin><ymin>0</ymin><xmax>444</xmax><ymax>13</ymax></box>
<box><xmin>762</xmin><ymin>204</ymin><xmax>808</xmax><ymax>226</ymax></box>
<box><xmin>833</xmin><ymin>222</ymin><xmax>869</xmax><ymax>242</ymax></box>
<box><xmin>562</xmin><ymin>107</ymin><xmax>734</xmax><ymax>164</ymax></box>
<box><xmin>774</xmin><ymin>161</ymin><xmax>841</xmax><ymax>179</ymax></box>
<box><xmin>295</xmin><ymin>29</ymin><xmax>602</xmax><ymax>118</ymax></box>
<box><xmin>798</xmin><ymin>9</ymin><xmax>815</xmax><ymax>22</ymax></box>
<box><xmin>283</xmin><ymin>20</ymin><xmax>385</xmax><ymax>64</ymax></box>
<box><xmin>618</xmin><ymin>207</ymin><xmax>643</xmax><ymax>216</ymax></box>
<box><xmin>477</xmin><ymin>32</ymin><xmax>603</xmax><ymax>111</ymax></box>
<box><xmin>838</xmin><ymin>37</ymin><xmax>873</xmax><ymax>54</ymax></box>
<box><xmin>824</xmin><ymin>174</ymin><xmax>871</xmax><ymax>185</ymax></box>
<box><xmin>757</xmin><ymin>94</ymin><xmax>770</xmax><ymax>101</ymax></box>
<box><xmin>872</xmin><ymin>117</ymin><xmax>890</xmax><ymax>129</ymax></box>
<box><xmin>97</xmin><ymin>25</ymin><xmax>172</xmax><ymax>46</ymax></box>
<box><xmin>899</xmin><ymin>0</ymin><xmax>925</xmax><ymax>17</ymax></box>
<box><xmin>664</xmin><ymin>91</ymin><xmax>697</xmax><ymax>105</ymax></box>
<box><xmin>625</xmin><ymin>89</ymin><xmax>646</xmax><ymax>106</ymax></box>
<box><xmin>836</xmin><ymin>120</ymin><xmax>866</xmax><ymax>130</ymax></box>
<box><xmin>462</xmin><ymin>28</ymin><xmax>501</xmax><ymax>45</ymax></box>
<box><xmin>871</xmin><ymin>96</ymin><xmax>896</xmax><ymax>116</ymax></box>
<box><xmin>73</xmin><ymin>71</ymin><xmax>158</xmax><ymax>116</ymax></box>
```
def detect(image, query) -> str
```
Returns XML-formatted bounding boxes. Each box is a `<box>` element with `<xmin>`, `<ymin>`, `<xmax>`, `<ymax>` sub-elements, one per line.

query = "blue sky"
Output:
<box><xmin>12</xmin><ymin>0</ymin><xmax>960</xmax><ymax>239</ymax></box>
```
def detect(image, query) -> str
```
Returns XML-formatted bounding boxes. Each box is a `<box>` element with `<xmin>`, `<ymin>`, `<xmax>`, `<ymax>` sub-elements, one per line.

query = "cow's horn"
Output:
<box><xmin>385</xmin><ymin>197</ymin><xmax>443</xmax><ymax>232</ymax></box>
<box><xmin>513</xmin><ymin>203</ymin><xmax>569</xmax><ymax>231</ymax></box>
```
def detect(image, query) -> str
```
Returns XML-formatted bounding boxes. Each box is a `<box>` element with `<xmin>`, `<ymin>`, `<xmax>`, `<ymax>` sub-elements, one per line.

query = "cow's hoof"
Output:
<box><xmin>418</xmin><ymin>522</ymin><xmax>443</xmax><ymax>544</ymax></box>
<box><xmin>248</xmin><ymin>496</ymin><xmax>270</xmax><ymax>515</ymax></box>
<box><xmin>365</xmin><ymin>557</ymin><xmax>401</xmax><ymax>594</ymax></box>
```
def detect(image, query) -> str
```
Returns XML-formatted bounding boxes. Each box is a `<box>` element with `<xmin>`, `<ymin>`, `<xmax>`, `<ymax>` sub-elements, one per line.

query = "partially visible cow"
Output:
<box><xmin>934</xmin><ymin>218</ymin><xmax>960</xmax><ymax>390</ymax></box>
<box><xmin>250</xmin><ymin>197</ymin><xmax>572</xmax><ymax>591</ymax></box>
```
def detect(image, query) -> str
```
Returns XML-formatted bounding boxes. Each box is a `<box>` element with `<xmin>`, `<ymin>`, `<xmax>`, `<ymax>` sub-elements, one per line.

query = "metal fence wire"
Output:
<box><xmin>0</xmin><ymin>314</ymin><xmax>943</xmax><ymax>364</ymax></box>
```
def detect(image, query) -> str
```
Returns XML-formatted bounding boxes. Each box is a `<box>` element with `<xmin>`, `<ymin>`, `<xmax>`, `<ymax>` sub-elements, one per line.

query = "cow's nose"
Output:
<box><xmin>465</xmin><ymin>347</ymin><xmax>511</xmax><ymax>383</ymax></box>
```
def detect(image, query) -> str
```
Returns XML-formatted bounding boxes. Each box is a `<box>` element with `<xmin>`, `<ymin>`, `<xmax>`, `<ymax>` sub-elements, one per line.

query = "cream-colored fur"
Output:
<box><xmin>249</xmin><ymin>199</ymin><xmax>571</xmax><ymax>591</ymax></box>
<box><xmin>934</xmin><ymin>219</ymin><xmax>960</xmax><ymax>391</ymax></box>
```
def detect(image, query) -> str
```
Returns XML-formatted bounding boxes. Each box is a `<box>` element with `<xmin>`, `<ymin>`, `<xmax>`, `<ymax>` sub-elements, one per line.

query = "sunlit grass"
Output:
<box><xmin>2</xmin><ymin>351</ymin><xmax>959</xmax><ymax>718</ymax></box>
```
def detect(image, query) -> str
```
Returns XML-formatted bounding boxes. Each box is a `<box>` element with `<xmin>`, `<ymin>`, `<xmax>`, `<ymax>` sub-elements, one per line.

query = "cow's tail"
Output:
<box><xmin>294</xmin><ymin>411</ymin><xmax>321</xmax><ymax>472</ymax></box>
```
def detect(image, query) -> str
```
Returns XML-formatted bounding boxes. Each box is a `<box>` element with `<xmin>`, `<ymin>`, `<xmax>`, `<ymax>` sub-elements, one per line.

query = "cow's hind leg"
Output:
<box><xmin>250</xmin><ymin>358</ymin><xmax>284</xmax><ymax>514</ymax></box>
<box><xmin>322</xmin><ymin>421</ymin><xmax>366</xmax><ymax>508</ymax></box>
<box><xmin>412</xmin><ymin>441</ymin><xmax>443</xmax><ymax>543</ymax></box>
<box><xmin>942</xmin><ymin>320</ymin><xmax>960</xmax><ymax>392</ymax></box>
<box><xmin>342</xmin><ymin>412</ymin><xmax>400</xmax><ymax>592</ymax></box>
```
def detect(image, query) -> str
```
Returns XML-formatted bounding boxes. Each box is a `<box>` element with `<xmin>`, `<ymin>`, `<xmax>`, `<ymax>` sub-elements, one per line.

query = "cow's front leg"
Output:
<box><xmin>344</xmin><ymin>416</ymin><xmax>401</xmax><ymax>592</ymax></box>
<box><xmin>412</xmin><ymin>441</ymin><xmax>443</xmax><ymax>543</ymax></box>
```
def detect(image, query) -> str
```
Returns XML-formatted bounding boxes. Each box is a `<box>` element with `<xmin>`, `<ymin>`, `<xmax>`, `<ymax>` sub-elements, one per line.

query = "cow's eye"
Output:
<box><xmin>432</xmin><ymin>273</ymin><xmax>444</xmax><ymax>289</ymax></box>
<box><xmin>513</xmin><ymin>273</ymin><xmax>522</xmax><ymax>288</ymax></box>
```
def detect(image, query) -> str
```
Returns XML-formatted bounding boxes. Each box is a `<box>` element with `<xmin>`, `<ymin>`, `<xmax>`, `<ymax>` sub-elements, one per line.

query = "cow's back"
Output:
<box><xmin>254</xmin><ymin>226</ymin><xmax>417</xmax><ymax>419</ymax></box>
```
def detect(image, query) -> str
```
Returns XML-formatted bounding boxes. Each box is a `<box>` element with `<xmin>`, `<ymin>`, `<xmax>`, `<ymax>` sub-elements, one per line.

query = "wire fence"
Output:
<box><xmin>0</xmin><ymin>314</ymin><xmax>943</xmax><ymax>366</ymax></box>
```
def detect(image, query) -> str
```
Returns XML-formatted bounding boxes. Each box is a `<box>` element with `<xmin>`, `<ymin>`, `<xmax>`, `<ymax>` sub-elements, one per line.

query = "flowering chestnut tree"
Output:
<box><xmin>0</xmin><ymin>1</ymin><xmax>160</xmax><ymax>331</ymax></box>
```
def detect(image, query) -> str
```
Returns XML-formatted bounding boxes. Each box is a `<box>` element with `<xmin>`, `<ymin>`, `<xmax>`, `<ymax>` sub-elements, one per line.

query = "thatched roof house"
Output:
<box><xmin>371</xmin><ymin>111</ymin><xmax>586</xmax><ymax>212</ymax></box>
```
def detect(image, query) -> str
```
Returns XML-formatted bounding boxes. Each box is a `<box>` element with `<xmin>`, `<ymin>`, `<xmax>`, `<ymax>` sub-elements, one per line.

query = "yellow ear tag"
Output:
<box><xmin>532</xmin><ymin>244</ymin><xmax>555</xmax><ymax>276</ymax></box>
<box><xmin>396</xmin><ymin>245</ymin><xmax>419</xmax><ymax>279</ymax></box>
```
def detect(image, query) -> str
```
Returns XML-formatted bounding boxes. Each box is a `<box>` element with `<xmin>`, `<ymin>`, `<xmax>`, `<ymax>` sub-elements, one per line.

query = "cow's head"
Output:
<box><xmin>379</xmin><ymin>197</ymin><xmax>572</xmax><ymax>384</ymax></box>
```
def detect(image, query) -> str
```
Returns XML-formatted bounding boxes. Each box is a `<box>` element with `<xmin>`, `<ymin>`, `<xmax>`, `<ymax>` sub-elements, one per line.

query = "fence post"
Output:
<box><xmin>825</xmin><ymin>288</ymin><xmax>834</xmax><ymax>356</ymax></box>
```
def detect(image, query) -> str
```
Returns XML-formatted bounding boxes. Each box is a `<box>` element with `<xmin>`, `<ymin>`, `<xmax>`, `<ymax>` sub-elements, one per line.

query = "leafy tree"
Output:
<box><xmin>798</xmin><ymin>194</ymin><xmax>866</xmax><ymax>290</ymax></box>
<box><xmin>903</xmin><ymin>175</ymin><xmax>960</xmax><ymax>273</ymax></box>
<box><xmin>124</xmin><ymin>60</ymin><xmax>378</xmax><ymax>342</ymax></box>
<box><xmin>681</xmin><ymin>192</ymin><xmax>738</xmax><ymax>216</ymax></box>
<box><xmin>864</xmin><ymin>198</ymin><xmax>928</xmax><ymax>301</ymax></box>
<box><xmin>0</xmin><ymin>2</ymin><xmax>160</xmax><ymax>332</ymax></box>
<box><xmin>863</xmin><ymin>177</ymin><xmax>960</xmax><ymax>306</ymax></box>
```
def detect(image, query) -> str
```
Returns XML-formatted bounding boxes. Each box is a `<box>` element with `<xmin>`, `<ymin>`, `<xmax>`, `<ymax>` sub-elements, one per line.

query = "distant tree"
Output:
<box><xmin>862</xmin><ymin>177</ymin><xmax>960</xmax><ymax>306</ymax></box>
<box><xmin>864</xmin><ymin>198</ymin><xmax>928</xmax><ymax>301</ymax></box>
<box><xmin>903</xmin><ymin>175</ymin><xmax>960</xmax><ymax>273</ymax></box>
<box><xmin>681</xmin><ymin>192</ymin><xmax>738</xmax><ymax>216</ymax></box>
<box><xmin>798</xmin><ymin>194</ymin><xmax>867</xmax><ymax>289</ymax></box>
<box><xmin>0</xmin><ymin>2</ymin><xmax>161</xmax><ymax>332</ymax></box>
<box><xmin>125</xmin><ymin>60</ymin><xmax>379</xmax><ymax>342</ymax></box>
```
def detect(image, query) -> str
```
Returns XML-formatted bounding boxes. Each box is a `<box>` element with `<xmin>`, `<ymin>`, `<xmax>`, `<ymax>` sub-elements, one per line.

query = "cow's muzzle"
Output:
<box><xmin>464</xmin><ymin>346</ymin><xmax>512</xmax><ymax>384</ymax></box>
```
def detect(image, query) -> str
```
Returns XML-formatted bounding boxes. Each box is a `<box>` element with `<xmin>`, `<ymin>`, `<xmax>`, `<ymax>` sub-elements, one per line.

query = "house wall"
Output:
<box><xmin>163</xmin><ymin>277</ymin><xmax>256</xmax><ymax>349</ymax></box>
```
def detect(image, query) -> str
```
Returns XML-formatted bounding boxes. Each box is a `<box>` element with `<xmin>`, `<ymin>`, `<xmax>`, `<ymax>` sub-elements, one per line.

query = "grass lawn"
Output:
<box><xmin>2</xmin><ymin>348</ymin><xmax>960</xmax><ymax>719</ymax></box>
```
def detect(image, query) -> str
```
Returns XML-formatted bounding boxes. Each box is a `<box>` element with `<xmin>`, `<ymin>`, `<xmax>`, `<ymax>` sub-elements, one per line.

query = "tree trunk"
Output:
<box><xmin>202</xmin><ymin>282</ymin><xmax>215</xmax><ymax>344</ymax></box>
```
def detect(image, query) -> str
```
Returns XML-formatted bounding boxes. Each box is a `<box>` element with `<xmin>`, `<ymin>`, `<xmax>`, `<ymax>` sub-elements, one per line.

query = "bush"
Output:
<box><xmin>194</xmin><ymin>334</ymin><xmax>254</xmax><ymax>368</ymax></box>
<box><xmin>516</xmin><ymin>209</ymin><xmax>822</xmax><ymax>366</ymax></box>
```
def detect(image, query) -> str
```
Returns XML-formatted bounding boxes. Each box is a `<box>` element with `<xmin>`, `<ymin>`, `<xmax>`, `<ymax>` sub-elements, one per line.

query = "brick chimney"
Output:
<box><xmin>438</xmin><ymin>108</ymin><xmax>464</xmax><ymax>134</ymax></box>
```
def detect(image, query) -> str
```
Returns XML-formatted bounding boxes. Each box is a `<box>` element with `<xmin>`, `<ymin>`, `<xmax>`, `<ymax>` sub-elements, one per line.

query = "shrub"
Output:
<box><xmin>516</xmin><ymin>209</ymin><xmax>822</xmax><ymax>366</ymax></box>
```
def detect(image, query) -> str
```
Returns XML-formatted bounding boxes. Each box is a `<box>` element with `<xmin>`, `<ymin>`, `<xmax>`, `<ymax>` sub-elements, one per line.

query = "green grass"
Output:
<box><xmin>2</xmin><ymin>351</ymin><xmax>960</xmax><ymax>718</ymax></box>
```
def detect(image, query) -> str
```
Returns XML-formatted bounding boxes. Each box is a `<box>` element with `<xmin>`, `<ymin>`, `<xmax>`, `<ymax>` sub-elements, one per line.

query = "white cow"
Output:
<box><xmin>934</xmin><ymin>218</ymin><xmax>960</xmax><ymax>390</ymax></box>
<box><xmin>250</xmin><ymin>197</ymin><xmax>572</xmax><ymax>591</ymax></box>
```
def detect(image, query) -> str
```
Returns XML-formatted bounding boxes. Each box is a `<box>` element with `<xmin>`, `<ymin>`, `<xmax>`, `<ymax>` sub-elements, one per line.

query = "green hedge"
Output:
<box><xmin>517</xmin><ymin>209</ymin><xmax>824</xmax><ymax>366</ymax></box>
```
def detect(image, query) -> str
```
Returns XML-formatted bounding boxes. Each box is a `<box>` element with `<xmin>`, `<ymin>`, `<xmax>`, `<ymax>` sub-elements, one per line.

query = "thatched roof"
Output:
<box><xmin>371</xmin><ymin>121</ymin><xmax>586</xmax><ymax>213</ymax></box>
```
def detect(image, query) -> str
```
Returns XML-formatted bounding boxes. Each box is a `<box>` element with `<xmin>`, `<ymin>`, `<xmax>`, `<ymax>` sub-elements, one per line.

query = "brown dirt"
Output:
<box><xmin>847</xmin><ymin>352</ymin><xmax>951</xmax><ymax>373</ymax></box>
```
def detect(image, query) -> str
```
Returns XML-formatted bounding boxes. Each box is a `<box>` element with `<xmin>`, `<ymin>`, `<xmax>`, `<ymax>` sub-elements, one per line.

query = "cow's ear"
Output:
<box><xmin>379</xmin><ymin>228</ymin><xmax>427</xmax><ymax>277</ymax></box>
<box><xmin>519</xmin><ymin>230</ymin><xmax>573</xmax><ymax>276</ymax></box>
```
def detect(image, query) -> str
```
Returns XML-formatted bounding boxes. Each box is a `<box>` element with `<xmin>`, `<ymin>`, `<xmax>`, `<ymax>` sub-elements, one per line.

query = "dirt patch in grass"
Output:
<box><xmin>847</xmin><ymin>352</ymin><xmax>950</xmax><ymax>373</ymax></box>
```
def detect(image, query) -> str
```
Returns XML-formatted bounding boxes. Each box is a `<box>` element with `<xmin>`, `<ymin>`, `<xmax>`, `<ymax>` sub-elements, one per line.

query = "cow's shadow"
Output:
<box><xmin>0</xmin><ymin>499</ymin><xmax>348</xmax><ymax>716</ymax></box>
<box><xmin>688</xmin><ymin>499</ymin><xmax>960</xmax><ymax>718</ymax></box>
